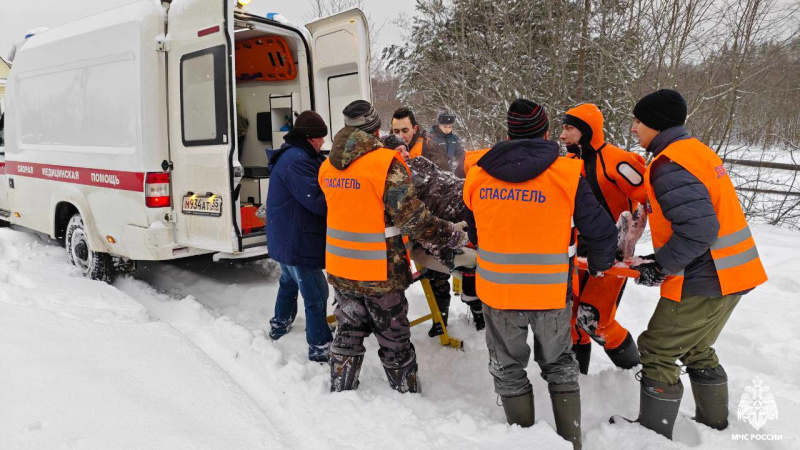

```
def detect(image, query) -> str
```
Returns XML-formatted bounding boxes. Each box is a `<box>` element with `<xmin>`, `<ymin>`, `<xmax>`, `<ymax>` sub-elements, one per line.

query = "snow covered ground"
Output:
<box><xmin>1</xmin><ymin>223</ymin><xmax>798</xmax><ymax>449</ymax></box>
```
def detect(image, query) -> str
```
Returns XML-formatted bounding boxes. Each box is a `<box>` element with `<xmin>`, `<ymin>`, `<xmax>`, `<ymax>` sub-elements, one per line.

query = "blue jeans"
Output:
<box><xmin>272</xmin><ymin>264</ymin><xmax>333</xmax><ymax>346</ymax></box>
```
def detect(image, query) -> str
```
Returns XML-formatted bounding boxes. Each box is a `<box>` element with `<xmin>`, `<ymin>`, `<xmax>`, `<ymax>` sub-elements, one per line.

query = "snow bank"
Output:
<box><xmin>1</xmin><ymin>223</ymin><xmax>799</xmax><ymax>449</ymax></box>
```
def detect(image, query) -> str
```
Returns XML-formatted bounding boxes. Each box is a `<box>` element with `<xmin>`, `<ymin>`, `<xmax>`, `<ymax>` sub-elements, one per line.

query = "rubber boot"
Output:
<box><xmin>329</xmin><ymin>353</ymin><xmax>363</xmax><ymax>392</ymax></box>
<box><xmin>572</xmin><ymin>343</ymin><xmax>591</xmax><ymax>375</ymax></box>
<box><xmin>500</xmin><ymin>390</ymin><xmax>535</xmax><ymax>428</ymax></box>
<box><xmin>549</xmin><ymin>383</ymin><xmax>582</xmax><ymax>449</ymax></box>
<box><xmin>638</xmin><ymin>376</ymin><xmax>683</xmax><ymax>439</ymax></box>
<box><xmin>605</xmin><ymin>332</ymin><xmax>641</xmax><ymax>370</ymax></box>
<box><xmin>384</xmin><ymin>362</ymin><xmax>421</xmax><ymax>393</ymax></box>
<box><xmin>469</xmin><ymin>302</ymin><xmax>485</xmax><ymax>331</ymax></box>
<box><xmin>688</xmin><ymin>366</ymin><xmax>729</xmax><ymax>430</ymax></box>
<box><xmin>428</xmin><ymin>310</ymin><xmax>448</xmax><ymax>338</ymax></box>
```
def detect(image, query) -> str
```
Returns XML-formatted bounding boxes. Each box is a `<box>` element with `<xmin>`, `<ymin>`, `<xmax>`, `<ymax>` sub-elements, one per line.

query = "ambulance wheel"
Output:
<box><xmin>65</xmin><ymin>214</ymin><xmax>115</xmax><ymax>283</ymax></box>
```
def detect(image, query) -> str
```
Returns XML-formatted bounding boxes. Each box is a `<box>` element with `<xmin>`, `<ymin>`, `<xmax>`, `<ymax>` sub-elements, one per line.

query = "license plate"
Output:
<box><xmin>182</xmin><ymin>195</ymin><xmax>223</xmax><ymax>217</ymax></box>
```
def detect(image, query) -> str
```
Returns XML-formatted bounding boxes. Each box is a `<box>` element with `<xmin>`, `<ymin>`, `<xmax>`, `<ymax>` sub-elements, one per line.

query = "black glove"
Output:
<box><xmin>632</xmin><ymin>261</ymin><xmax>667</xmax><ymax>287</ymax></box>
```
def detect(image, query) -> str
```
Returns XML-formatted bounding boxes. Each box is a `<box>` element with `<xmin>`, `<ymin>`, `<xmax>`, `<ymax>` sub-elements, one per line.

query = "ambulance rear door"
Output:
<box><xmin>166</xmin><ymin>0</ymin><xmax>241</xmax><ymax>252</ymax></box>
<box><xmin>306</xmin><ymin>9</ymin><xmax>372</xmax><ymax>148</ymax></box>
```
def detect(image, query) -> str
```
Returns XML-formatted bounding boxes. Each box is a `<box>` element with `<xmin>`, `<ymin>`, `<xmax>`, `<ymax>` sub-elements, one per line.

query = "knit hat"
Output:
<box><xmin>343</xmin><ymin>100</ymin><xmax>381</xmax><ymax>134</ymax></box>
<box><xmin>438</xmin><ymin>112</ymin><xmax>456</xmax><ymax>125</ymax></box>
<box><xmin>382</xmin><ymin>134</ymin><xmax>407</xmax><ymax>150</ymax></box>
<box><xmin>633</xmin><ymin>89</ymin><xmax>687</xmax><ymax>131</ymax></box>
<box><xmin>507</xmin><ymin>98</ymin><xmax>549</xmax><ymax>139</ymax></box>
<box><xmin>292</xmin><ymin>110</ymin><xmax>328</xmax><ymax>139</ymax></box>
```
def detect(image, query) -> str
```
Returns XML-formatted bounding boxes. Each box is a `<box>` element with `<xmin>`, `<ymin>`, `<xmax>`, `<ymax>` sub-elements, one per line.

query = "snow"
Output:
<box><xmin>1</xmin><ymin>223</ymin><xmax>799</xmax><ymax>449</ymax></box>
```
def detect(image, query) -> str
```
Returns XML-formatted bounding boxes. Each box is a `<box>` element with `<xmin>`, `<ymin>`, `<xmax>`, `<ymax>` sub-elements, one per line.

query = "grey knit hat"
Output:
<box><xmin>343</xmin><ymin>100</ymin><xmax>381</xmax><ymax>133</ymax></box>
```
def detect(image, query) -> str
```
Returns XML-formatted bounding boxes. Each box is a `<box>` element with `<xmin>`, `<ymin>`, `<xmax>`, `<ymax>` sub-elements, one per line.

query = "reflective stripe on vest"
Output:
<box><xmin>319</xmin><ymin>148</ymin><xmax>410</xmax><ymax>281</ymax></box>
<box><xmin>464</xmin><ymin>156</ymin><xmax>582</xmax><ymax>310</ymax></box>
<box><xmin>645</xmin><ymin>138</ymin><xmax>767</xmax><ymax>301</ymax></box>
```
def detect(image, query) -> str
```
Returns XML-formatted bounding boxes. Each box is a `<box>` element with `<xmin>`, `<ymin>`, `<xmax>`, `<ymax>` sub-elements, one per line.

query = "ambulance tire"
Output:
<box><xmin>65</xmin><ymin>214</ymin><xmax>115</xmax><ymax>283</ymax></box>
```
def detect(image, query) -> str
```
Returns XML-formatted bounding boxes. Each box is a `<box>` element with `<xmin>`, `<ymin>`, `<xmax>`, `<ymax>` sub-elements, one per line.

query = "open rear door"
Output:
<box><xmin>306</xmin><ymin>9</ymin><xmax>372</xmax><ymax>148</ymax></box>
<box><xmin>166</xmin><ymin>0</ymin><xmax>241</xmax><ymax>253</ymax></box>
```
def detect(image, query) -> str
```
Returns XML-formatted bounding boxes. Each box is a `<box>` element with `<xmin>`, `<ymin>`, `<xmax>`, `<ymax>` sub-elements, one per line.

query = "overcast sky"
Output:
<box><xmin>0</xmin><ymin>0</ymin><xmax>411</xmax><ymax>61</ymax></box>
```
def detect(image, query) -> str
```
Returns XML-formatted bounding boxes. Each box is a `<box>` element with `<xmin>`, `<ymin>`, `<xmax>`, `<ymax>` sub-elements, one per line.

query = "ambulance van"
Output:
<box><xmin>0</xmin><ymin>0</ymin><xmax>371</xmax><ymax>281</ymax></box>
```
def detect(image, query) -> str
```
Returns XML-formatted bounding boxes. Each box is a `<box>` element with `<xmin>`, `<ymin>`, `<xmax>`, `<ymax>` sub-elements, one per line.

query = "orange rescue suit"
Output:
<box><xmin>319</xmin><ymin>148</ymin><xmax>410</xmax><ymax>282</ymax></box>
<box><xmin>646</xmin><ymin>138</ymin><xmax>767</xmax><ymax>301</ymax></box>
<box><xmin>463</xmin><ymin>157</ymin><xmax>582</xmax><ymax>310</ymax></box>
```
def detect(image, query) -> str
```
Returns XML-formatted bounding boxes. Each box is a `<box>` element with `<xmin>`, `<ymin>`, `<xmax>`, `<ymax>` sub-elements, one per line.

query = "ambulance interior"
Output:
<box><xmin>232</xmin><ymin>21</ymin><xmax>308</xmax><ymax>236</ymax></box>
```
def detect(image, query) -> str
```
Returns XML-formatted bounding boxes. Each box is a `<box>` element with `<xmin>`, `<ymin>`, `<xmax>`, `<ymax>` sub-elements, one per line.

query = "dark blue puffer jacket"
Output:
<box><xmin>465</xmin><ymin>138</ymin><xmax>617</xmax><ymax>275</ymax></box>
<box><xmin>265</xmin><ymin>132</ymin><xmax>327</xmax><ymax>268</ymax></box>
<box><xmin>647</xmin><ymin>126</ymin><xmax>729</xmax><ymax>297</ymax></box>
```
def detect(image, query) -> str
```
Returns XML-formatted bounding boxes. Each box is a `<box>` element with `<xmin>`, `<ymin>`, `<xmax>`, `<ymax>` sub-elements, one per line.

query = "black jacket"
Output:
<box><xmin>428</xmin><ymin>125</ymin><xmax>465</xmax><ymax>172</ymax></box>
<box><xmin>647</xmin><ymin>126</ymin><xmax>729</xmax><ymax>297</ymax></box>
<box><xmin>465</xmin><ymin>138</ymin><xmax>617</xmax><ymax>275</ymax></box>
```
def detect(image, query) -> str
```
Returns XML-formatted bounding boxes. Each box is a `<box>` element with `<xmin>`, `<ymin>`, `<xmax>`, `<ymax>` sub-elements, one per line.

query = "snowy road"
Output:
<box><xmin>1</xmin><ymin>224</ymin><xmax>798</xmax><ymax>449</ymax></box>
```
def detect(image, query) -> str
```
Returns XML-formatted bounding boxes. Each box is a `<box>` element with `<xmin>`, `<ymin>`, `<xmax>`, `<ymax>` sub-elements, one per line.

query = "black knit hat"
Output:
<box><xmin>633</xmin><ymin>89</ymin><xmax>687</xmax><ymax>131</ymax></box>
<box><xmin>438</xmin><ymin>112</ymin><xmax>456</xmax><ymax>125</ymax></box>
<box><xmin>507</xmin><ymin>98</ymin><xmax>549</xmax><ymax>139</ymax></box>
<box><xmin>382</xmin><ymin>134</ymin><xmax>407</xmax><ymax>150</ymax></box>
<box><xmin>343</xmin><ymin>100</ymin><xmax>381</xmax><ymax>134</ymax></box>
<box><xmin>293</xmin><ymin>110</ymin><xmax>328</xmax><ymax>139</ymax></box>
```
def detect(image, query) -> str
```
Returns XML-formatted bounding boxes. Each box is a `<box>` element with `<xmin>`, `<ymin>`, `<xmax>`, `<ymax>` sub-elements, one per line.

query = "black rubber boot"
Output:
<box><xmin>384</xmin><ymin>362</ymin><xmax>421</xmax><ymax>393</ymax></box>
<box><xmin>572</xmin><ymin>343</ymin><xmax>592</xmax><ymax>375</ymax></box>
<box><xmin>428</xmin><ymin>311</ymin><xmax>449</xmax><ymax>337</ymax></box>
<box><xmin>330</xmin><ymin>353</ymin><xmax>364</xmax><ymax>392</ymax></box>
<box><xmin>501</xmin><ymin>390</ymin><xmax>535</xmax><ymax>427</ymax></box>
<box><xmin>605</xmin><ymin>332</ymin><xmax>641</xmax><ymax>370</ymax></box>
<box><xmin>688</xmin><ymin>366</ymin><xmax>729</xmax><ymax>430</ymax></box>
<box><xmin>638</xmin><ymin>376</ymin><xmax>683</xmax><ymax>439</ymax></box>
<box><xmin>464</xmin><ymin>299</ymin><xmax>485</xmax><ymax>331</ymax></box>
<box><xmin>549</xmin><ymin>383</ymin><xmax>582</xmax><ymax>450</ymax></box>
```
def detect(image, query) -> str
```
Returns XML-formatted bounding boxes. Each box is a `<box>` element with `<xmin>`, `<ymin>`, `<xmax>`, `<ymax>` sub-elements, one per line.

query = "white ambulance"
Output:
<box><xmin>0</xmin><ymin>0</ymin><xmax>372</xmax><ymax>281</ymax></box>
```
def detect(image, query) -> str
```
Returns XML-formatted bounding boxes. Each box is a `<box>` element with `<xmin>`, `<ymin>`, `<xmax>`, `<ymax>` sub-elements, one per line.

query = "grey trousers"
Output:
<box><xmin>484</xmin><ymin>302</ymin><xmax>579</xmax><ymax>397</ymax></box>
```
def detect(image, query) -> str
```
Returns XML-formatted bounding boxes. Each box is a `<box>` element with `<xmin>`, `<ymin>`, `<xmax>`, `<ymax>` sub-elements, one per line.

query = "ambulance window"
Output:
<box><xmin>180</xmin><ymin>45</ymin><xmax>228</xmax><ymax>146</ymax></box>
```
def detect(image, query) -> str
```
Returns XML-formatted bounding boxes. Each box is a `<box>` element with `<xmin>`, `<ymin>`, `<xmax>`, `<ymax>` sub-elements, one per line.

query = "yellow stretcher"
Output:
<box><xmin>326</xmin><ymin>267</ymin><xmax>464</xmax><ymax>350</ymax></box>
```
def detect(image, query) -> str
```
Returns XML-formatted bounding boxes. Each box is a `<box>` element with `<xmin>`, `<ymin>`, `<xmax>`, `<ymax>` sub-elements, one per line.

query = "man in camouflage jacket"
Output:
<box><xmin>326</xmin><ymin>101</ymin><xmax>468</xmax><ymax>394</ymax></box>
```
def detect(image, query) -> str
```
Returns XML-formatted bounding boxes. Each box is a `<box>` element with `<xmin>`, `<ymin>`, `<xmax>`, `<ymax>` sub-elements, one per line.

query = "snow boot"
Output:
<box><xmin>428</xmin><ymin>311</ymin><xmax>448</xmax><ymax>338</ymax></box>
<box><xmin>308</xmin><ymin>342</ymin><xmax>331</xmax><ymax>363</ymax></box>
<box><xmin>268</xmin><ymin>317</ymin><xmax>293</xmax><ymax>340</ymax></box>
<box><xmin>384</xmin><ymin>362</ymin><xmax>421</xmax><ymax>393</ymax></box>
<box><xmin>688</xmin><ymin>366</ymin><xmax>729</xmax><ymax>430</ymax></box>
<box><xmin>572</xmin><ymin>343</ymin><xmax>591</xmax><ymax>375</ymax></box>
<box><xmin>605</xmin><ymin>332</ymin><xmax>640</xmax><ymax>370</ymax></box>
<box><xmin>500</xmin><ymin>390</ymin><xmax>535</xmax><ymax>428</ymax></box>
<box><xmin>611</xmin><ymin>376</ymin><xmax>683</xmax><ymax>439</ymax></box>
<box><xmin>549</xmin><ymin>383</ymin><xmax>582</xmax><ymax>450</ymax></box>
<box><xmin>466</xmin><ymin>300</ymin><xmax>485</xmax><ymax>331</ymax></box>
<box><xmin>330</xmin><ymin>353</ymin><xmax>363</xmax><ymax>392</ymax></box>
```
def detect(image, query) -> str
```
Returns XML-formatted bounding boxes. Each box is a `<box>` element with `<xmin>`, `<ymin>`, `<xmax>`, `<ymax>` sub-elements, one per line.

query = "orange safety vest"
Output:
<box><xmin>645</xmin><ymin>138</ymin><xmax>767</xmax><ymax>301</ymax></box>
<box><xmin>463</xmin><ymin>157</ymin><xmax>582</xmax><ymax>310</ymax></box>
<box><xmin>462</xmin><ymin>148</ymin><xmax>490</xmax><ymax>176</ymax></box>
<box><xmin>319</xmin><ymin>148</ymin><xmax>411</xmax><ymax>282</ymax></box>
<box><xmin>408</xmin><ymin>138</ymin><xmax>424</xmax><ymax>159</ymax></box>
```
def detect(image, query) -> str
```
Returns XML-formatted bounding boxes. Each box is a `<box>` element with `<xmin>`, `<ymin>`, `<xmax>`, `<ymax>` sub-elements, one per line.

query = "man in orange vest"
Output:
<box><xmin>560</xmin><ymin>103</ymin><xmax>647</xmax><ymax>374</ymax></box>
<box><xmin>464</xmin><ymin>99</ymin><xmax>617</xmax><ymax>449</ymax></box>
<box><xmin>320</xmin><ymin>100</ymin><xmax>469</xmax><ymax>394</ymax></box>
<box><xmin>391</xmin><ymin>107</ymin><xmax>455</xmax><ymax>333</ymax></box>
<box><xmin>611</xmin><ymin>90</ymin><xmax>768</xmax><ymax>439</ymax></box>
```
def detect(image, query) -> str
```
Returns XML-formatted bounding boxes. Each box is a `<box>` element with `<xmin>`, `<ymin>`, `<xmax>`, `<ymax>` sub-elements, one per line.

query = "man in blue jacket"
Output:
<box><xmin>266</xmin><ymin>110</ymin><xmax>332</xmax><ymax>362</ymax></box>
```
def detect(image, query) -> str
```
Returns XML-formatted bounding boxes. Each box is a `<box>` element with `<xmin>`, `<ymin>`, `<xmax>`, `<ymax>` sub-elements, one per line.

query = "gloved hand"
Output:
<box><xmin>632</xmin><ymin>260</ymin><xmax>667</xmax><ymax>287</ymax></box>
<box><xmin>446</xmin><ymin>221</ymin><xmax>470</xmax><ymax>249</ymax></box>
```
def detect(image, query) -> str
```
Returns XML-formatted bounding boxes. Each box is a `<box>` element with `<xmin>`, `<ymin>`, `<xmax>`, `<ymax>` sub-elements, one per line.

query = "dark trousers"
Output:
<box><xmin>331</xmin><ymin>289</ymin><xmax>416</xmax><ymax>370</ymax></box>
<box><xmin>272</xmin><ymin>263</ymin><xmax>333</xmax><ymax>346</ymax></box>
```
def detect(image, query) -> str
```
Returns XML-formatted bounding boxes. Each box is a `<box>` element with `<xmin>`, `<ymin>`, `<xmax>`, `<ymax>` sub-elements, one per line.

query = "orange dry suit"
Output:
<box><xmin>563</xmin><ymin>104</ymin><xmax>646</xmax><ymax>362</ymax></box>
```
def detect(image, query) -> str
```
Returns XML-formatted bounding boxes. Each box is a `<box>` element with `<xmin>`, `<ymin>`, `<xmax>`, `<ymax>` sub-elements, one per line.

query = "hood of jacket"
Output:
<box><xmin>477</xmin><ymin>138</ymin><xmax>560</xmax><ymax>183</ymax></box>
<box><xmin>565</xmin><ymin>103</ymin><xmax>606</xmax><ymax>152</ymax></box>
<box><xmin>328</xmin><ymin>126</ymin><xmax>385</xmax><ymax>170</ymax></box>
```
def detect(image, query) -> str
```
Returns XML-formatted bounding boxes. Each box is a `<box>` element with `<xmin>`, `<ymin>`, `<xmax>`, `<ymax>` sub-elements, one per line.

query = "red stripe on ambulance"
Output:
<box><xmin>5</xmin><ymin>162</ymin><xmax>145</xmax><ymax>192</ymax></box>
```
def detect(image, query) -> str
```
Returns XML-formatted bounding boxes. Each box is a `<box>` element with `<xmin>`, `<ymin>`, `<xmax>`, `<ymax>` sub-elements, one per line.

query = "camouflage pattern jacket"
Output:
<box><xmin>326</xmin><ymin>127</ymin><xmax>461</xmax><ymax>295</ymax></box>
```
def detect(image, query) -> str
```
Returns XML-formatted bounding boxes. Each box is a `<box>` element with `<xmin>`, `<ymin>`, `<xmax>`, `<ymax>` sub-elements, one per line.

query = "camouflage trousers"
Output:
<box><xmin>331</xmin><ymin>289</ymin><xmax>416</xmax><ymax>370</ymax></box>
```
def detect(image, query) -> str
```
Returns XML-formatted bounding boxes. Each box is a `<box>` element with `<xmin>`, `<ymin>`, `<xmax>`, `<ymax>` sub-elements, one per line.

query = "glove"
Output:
<box><xmin>632</xmin><ymin>260</ymin><xmax>667</xmax><ymax>287</ymax></box>
<box><xmin>446</xmin><ymin>221</ymin><xmax>470</xmax><ymax>249</ymax></box>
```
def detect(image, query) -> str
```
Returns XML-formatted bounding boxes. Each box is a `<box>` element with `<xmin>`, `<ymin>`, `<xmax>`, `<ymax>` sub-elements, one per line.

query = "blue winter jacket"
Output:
<box><xmin>266</xmin><ymin>135</ymin><xmax>327</xmax><ymax>269</ymax></box>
